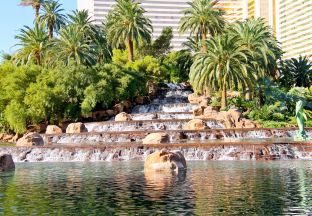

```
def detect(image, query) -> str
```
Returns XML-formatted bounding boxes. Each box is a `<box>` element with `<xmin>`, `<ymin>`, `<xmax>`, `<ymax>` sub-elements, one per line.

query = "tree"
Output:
<box><xmin>53</xmin><ymin>25</ymin><xmax>96</xmax><ymax>66</ymax></box>
<box><xmin>14</xmin><ymin>22</ymin><xmax>49</xmax><ymax>65</ymax></box>
<box><xmin>228</xmin><ymin>18</ymin><xmax>282</xmax><ymax>79</ymax></box>
<box><xmin>179</xmin><ymin>0</ymin><xmax>225</xmax><ymax>51</ymax></box>
<box><xmin>91</xmin><ymin>25</ymin><xmax>112</xmax><ymax>64</ymax></box>
<box><xmin>139</xmin><ymin>27</ymin><xmax>173</xmax><ymax>57</ymax></box>
<box><xmin>106</xmin><ymin>0</ymin><xmax>153</xmax><ymax>61</ymax></box>
<box><xmin>68</xmin><ymin>9</ymin><xmax>93</xmax><ymax>31</ymax></box>
<box><xmin>190</xmin><ymin>34</ymin><xmax>255</xmax><ymax>109</ymax></box>
<box><xmin>278</xmin><ymin>56</ymin><xmax>312</xmax><ymax>89</ymax></box>
<box><xmin>20</xmin><ymin>0</ymin><xmax>44</xmax><ymax>20</ymax></box>
<box><xmin>40</xmin><ymin>0</ymin><xmax>67</xmax><ymax>40</ymax></box>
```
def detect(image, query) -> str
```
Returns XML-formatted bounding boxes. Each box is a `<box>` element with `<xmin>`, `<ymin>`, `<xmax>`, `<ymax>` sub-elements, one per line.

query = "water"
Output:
<box><xmin>1</xmin><ymin>161</ymin><xmax>311</xmax><ymax>215</ymax></box>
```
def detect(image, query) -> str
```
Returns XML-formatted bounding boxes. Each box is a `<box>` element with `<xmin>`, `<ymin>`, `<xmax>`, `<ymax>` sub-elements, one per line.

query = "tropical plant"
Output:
<box><xmin>190</xmin><ymin>34</ymin><xmax>255</xmax><ymax>109</ymax></box>
<box><xmin>20</xmin><ymin>0</ymin><xmax>45</xmax><ymax>20</ymax></box>
<box><xmin>183</xmin><ymin>36</ymin><xmax>201</xmax><ymax>53</ymax></box>
<box><xmin>278</xmin><ymin>56</ymin><xmax>312</xmax><ymax>89</ymax></box>
<box><xmin>14</xmin><ymin>22</ymin><xmax>49</xmax><ymax>65</ymax></box>
<box><xmin>53</xmin><ymin>25</ymin><xmax>96</xmax><ymax>66</ymax></box>
<box><xmin>68</xmin><ymin>9</ymin><xmax>93</xmax><ymax>31</ymax></box>
<box><xmin>228</xmin><ymin>18</ymin><xmax>282</xmax><ymax>79</ymax></box>
<box><xmin>106</xmin><ymin>0</ymin><xmax>153</xmax><ymax>61</ymax></box>
<box><xmin>90</xmin><ymin>25</ymin><xmax>112</xmax><ymax>64</ymax></box>
<box><xmin>39</xmin><ymin>0</ymin><xmax>67</xmax><ymax>40</ymax></box>
<box><xmin>179</xmin><ymin>0</ymin><xmax>225</xmax><ymax>51</ymax></box>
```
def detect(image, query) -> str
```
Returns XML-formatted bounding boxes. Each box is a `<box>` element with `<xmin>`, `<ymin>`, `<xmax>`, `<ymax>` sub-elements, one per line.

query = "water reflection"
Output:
<box><xmin>0</xmin><ymin>161</ymin><xmax>311</xmax><ymax>215</ymax></box>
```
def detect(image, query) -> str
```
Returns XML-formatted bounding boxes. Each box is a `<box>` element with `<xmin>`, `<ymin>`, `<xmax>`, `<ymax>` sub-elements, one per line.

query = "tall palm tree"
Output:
<box><xmin>227</xmin><ymin>18</ymin><xmax>282</xmax><ymax>101</ymax></box>
<box><xmin>20</xmin><ymin>0</ymin><xmax>44</xmax><ymax>20</ymax></box>
<box><xmin>14</xmin><ymin>22</ymin><xmax>49</xmax><ymax>65</ymax></box>
<box><xmin>53</xmin><ymin>25</ymin><xmax>96</xmax><ymax>66</ymax></box>
<box><xmin>179</xmin><ymin>0</ymin><xmax>225</xmax><ymax>51</ymax></box>
<box><xmin>91</xmin><ymin>25</ymin><xmax>112</xmax><ymax>64</ymax></box>
<box><xmin>228</xmin><ymin>18</ymin><xmax>282</xmax><ymax>79</ymax></box>
<box><xmin>190</xmin><ymin>34</ymin><xmax>255</xmax><ymax>109</ymax></box>
<box><xmin>40</xmin><ymin>0</ymin><xmax>67</xmax><ymax>41</ymax></box>
<box><xmin>68</xmin><ymin>9</ymin><xmax>92</xmax><ymax>31</ymax></box>
<box><xmin>106</xmin><ymin>0</ymin><xmax>153</xmax><ymax>61</ymax></box>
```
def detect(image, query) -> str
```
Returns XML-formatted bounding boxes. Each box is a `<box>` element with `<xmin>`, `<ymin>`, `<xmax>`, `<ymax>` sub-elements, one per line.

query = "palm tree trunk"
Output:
<box><xmin>35</xmin><ymin>5</ymin><xmax>40</xmax><ymax>20</ymax></box>
<box><xmin>35</xmin><ymin>51</ymin><xmax>41</xmax><ymax>65</ymax></box>
<box><xmin>221</xmin><ymin>82</ymin><xmax>227</xmax><ymax>110</ymax></box>
<box><xmin>201</xmin><ymin>32</ymin><xmax>207</xmax><ymax>52</ymax></box>
<box><xmin>48</xmin><ymin>24</ymin><xmax>53</xmax><ymax>41</ymax></box>
<box><xmin>127</xmin><ymin>37</ymin><xmax>134</xmax><ymax>62</ymax></box>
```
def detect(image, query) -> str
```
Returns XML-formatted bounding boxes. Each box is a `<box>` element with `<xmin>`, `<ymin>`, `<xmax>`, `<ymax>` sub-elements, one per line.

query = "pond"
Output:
<box><xmin>0</xmin><ymin>161</ymin><xmax>311</xmax><ymax>215</ymax></box>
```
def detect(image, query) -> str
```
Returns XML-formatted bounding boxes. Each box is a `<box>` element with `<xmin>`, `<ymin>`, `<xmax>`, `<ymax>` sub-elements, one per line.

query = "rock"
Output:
<box><xmin>0</xmin><ymin>154</ymin><xmax>15</xmax><ymax>171</ymax></box>
<box><xmin>46</xmin><ymin>125</ymin><xmax>62</xmax><ymax>134</ymax></box>
<box><xmin>0</xmin><ymin>133</ymin><xmax>4</xmax><ymax>140</ymax></box>
<box><xmin>193</xmin><ymin>107</ymin><xmax>204</xmax><ymax>117</ymax></box>
<box><xmin>106</xmin><ymin>110</ymin><xmax>116</xmax><ymax>116</ymax></box>
<box><xmin>16</xmin><ymin>132</ymin><xmax>44</xmax><ymax>147</ymax></box>
<box><xmin>113</xmin><ymin>103</ymin><xmax>124</xmax><ymax>113</ymax></box>
<box><xmin>66</xmin><ymin>123</ymin><xmax>88</xmax><ymax>134</ymax></box>
<box><xmin>199</xmin><ymin>97</ymin><xmax>210</xmax><ymax>108</ymax></box>
<box><xmin>203</xmin><ymin>106</ymin><xmax>219</xmax><ymax>118</ymax></box>
<box><xmin>144</xmin><ymin>149</ymin><xmax>187</xmax><ymax>172</ymax></box>
<box><xmin>122</xmin><ymin>100</ymin><xmax>132</xmax><ymax>111</ymax></box>
<box><xmin>115</xmin><ymin>112</ymin><xmax>132</xmax><ymax>121</ymax></box>
<box><xmin>3</xmin><ymin>134</ymin><xmax>14</xmax><ymax>142</ymax></box>
<box><xmin>188</xmin><ymin>93</ymin><xmax>202</xmax><ymax>104</ymax></box>
<box><xmin>142</xmin><ymin>133</ymin><xmax>170</xmax><ymax>144</ymax></box>
<box><xmin>183</xmin><ymin>119</ymin><xmax>208</xmax><ymax>130</ymax></box>
<box><xmin>9</xmin><ymin>134</ymin><xmax>20</xmax><ymax>143</ymax></box>
<box><xmin>227</xmin><ymin>91</ymin><xmax>241</xmax><ymax>99</ymax></box>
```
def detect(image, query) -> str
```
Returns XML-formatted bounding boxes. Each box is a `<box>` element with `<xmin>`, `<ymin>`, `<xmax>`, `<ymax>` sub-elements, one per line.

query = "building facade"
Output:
<box><xmin>78</xmin><ymin>0</ymin><xmax>312</xmax><ymax>59</ymax></box>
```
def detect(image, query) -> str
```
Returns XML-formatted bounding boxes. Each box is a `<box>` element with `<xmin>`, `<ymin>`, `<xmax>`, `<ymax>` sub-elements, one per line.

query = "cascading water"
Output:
<box><xmin>4</xmin><ymin>83</ymin><xmax>312</xmax><ymax>162</ymax></box>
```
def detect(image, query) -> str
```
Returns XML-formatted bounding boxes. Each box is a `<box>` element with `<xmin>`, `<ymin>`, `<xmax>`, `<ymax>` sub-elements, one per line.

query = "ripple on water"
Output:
<box><xmin>0</xmin><ymin>161</ymin><xmax>312</xmax><ymax>215</ymax></box>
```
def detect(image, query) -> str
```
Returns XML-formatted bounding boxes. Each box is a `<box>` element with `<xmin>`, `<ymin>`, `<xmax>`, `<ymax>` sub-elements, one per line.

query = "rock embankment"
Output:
<box><xmin>0</xmin><ymin>154</ymin><xmax>15</xmax><ymax>171</ymax></box>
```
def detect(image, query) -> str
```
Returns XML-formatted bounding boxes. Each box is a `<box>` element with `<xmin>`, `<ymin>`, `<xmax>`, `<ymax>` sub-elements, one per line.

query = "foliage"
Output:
<box><xmin>278</xmin><ymin>56</ymin><xmax>312</xmax><ymax>89</ymax></box>
<box><xmin>106</xmin><ymin>0</ymin><xmax>152</xmax><ymax>61</ymax></box>
<box><xmin>179</xmin><ymin>0</ymin><xmax>225</xmax><ymax>50</ymax></box>
<box><xmin>190</xmin><ymin>34</ymin><xmax>254</xmax><ymax>109</ymax></box>
<box><xmin>139</xmin><ymin>27</ymin><xmax>173</xmax><ymax>57</ymax></box>
<box><xmin>39</xmin><ymin>0</ymin><xmax>67</xmax><ymax>40</ymax></box>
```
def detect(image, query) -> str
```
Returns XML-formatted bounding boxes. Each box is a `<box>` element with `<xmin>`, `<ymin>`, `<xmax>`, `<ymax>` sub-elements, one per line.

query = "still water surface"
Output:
<box><xmin>0</xmin><ymin>161</ymin><xmax>311</xmax><ymax>215</ymax></box>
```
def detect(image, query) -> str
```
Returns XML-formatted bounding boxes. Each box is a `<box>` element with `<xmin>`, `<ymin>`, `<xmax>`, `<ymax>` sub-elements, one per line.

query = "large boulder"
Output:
<box><xmin>193</xmin><ymin>107</ymin><xmax>204</xmax><ymax>117</ymax></box>
<box><xmin>183</xmin><ymin>119</ymin><xmax>208</xmax><ymax>130</ymax></box>
<box><xmin>115</xmin><ymin>112</ymin><xmax>132</xmax><ymax>121</ymax></box>
<box><xmin>16</xmin><ymin>132</ymin><xmax>44</xmax><ymax>147</ymax></box>
<box><xmin>144</xmin><ymin>149</ymin><xmax>187</xmax><ymax>172</ymax></box>
<box><xmin>66</xmin><ymin>123</ymin><xmax>88</xmax><ymax>134</ymax></box>
<box><xmin>0</xmin><ymin>154</ymin><xmax>15</xmax><ymax>171</ymax></box>
<box><xmin>142</xmin><ymin>133</ymin><xmax>170</xmax><ymax>144</ymax></box>
<box><xmin>46</xmin><ymin>125</ymin><xmax>62</xmax><ymax>135</ymax></box>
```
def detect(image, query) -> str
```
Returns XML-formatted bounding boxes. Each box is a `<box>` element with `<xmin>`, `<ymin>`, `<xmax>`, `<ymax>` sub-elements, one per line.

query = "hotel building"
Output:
<box><xmin>78</xmin><ymin>0</ymin><xmax>312</xmax><ymax>59</ymax></box>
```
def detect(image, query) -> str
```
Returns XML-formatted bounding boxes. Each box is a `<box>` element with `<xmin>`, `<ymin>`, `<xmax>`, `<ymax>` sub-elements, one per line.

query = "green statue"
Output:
<box><xmin>294</xmin><ymin>100</ymin><xmax>308</xmax><ymax>141</ymax></box>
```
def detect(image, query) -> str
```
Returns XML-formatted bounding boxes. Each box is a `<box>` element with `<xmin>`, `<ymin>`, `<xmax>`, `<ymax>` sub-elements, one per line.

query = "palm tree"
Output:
<box><xmin>14</xmin><ymin>22</ymin><xmax>49</xmax><ymax>65</ymax></box>
<box><xmin>106</xmin><ymin>0</ymin><xmax>153</xmax><ymax>61</ymax></box>
<box><xmin>228</xmin><ymin>18</ymin><xmax>282</xmax><ymax>79</ymax></box>
<box><xmin>179</xmin><ymin>0</ymin><xmax>225</xmax><ymax>51</ymax></box>
<box><xmin>278</xmin><ymin>56</ymin><xmax>312</xmax><ymax>88</ymax></box>
<box><xmin>53</xmin><ymin>25</ymin><xmax>96</xmax><ymax>66</ymax></box>
<box><xmin>91</xmin><ymin>25</ymin><xmax>112</xmax><ymax>64</ymax></box>
<box><xmin>20</xmin><ymin>0</ymin><xmax>44</xmax><ymax>20</ymax></box>
<box><xmin>68</xmin><ymin>9</ymin><xmax>92</xmax><ymax>31</ymax></box>
<box><xmin>190</xmin><ymin>34</ymin><xmax>255</xmax><ymax>109</ymax></box>
<box><xmin>40</xmin><ymin>0</ymin><xmax>67</xmax><ymax>41</ymax></box>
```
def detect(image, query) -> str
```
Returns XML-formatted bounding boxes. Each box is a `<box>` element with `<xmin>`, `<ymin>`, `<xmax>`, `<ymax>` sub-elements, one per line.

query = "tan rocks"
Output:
<box><xmin>144</xmin><ymin>149</ymin><xmax>187</xmax><ymax>172</ymax></box>
<box><xmin>66</xmin><ymin>123</ymin><xmax>88</xmax><ymax>134</ymax></box>
<box><xmin>183</xmin><ymin>119</ymin><xmax>208</xmax><ymax>130</ymax></box>
<box><xmin>135</xmin><ymin>96</ymin><xmax>145</xmax><ymax>105</ymax></box>
<box><xmin>193</xmin><ymin>107</ymin><xmax>204</xmax><ymax>117</ymax></box>
<box><xmin>115</xmin><ymin>112</ymin><xmax>132</xmax><ymax>121</ymax></box>
<box><xmin>203</xmin><ymin>106</ymin><xmax>219</xmax><ymax>118</ymax></box>
<box><xmin>46</xmin><ymin>125</ymin><xmax>62</xmax><ymax>134</ymax></box>
<box><xmin>188</xmin><ymin>93</ymin><xmax>211</xmax><ymax>108</ymax></box>
<box><xmin>142</xmin><ymin>133</ymin><xmax>170</xmax><ymax>144</ymax></box>
<box><xmin>16</xmin><ymin>132</ymin><xmax>44</xmax><ymax>147</ymax></box>
<box><xmin>0</xmin><ymin>154</ymin><xmax>15</xmax><ymax>171</ymax></box>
